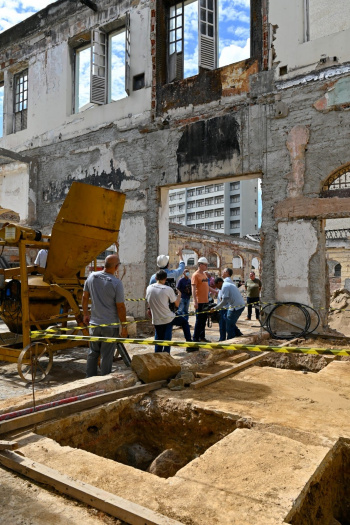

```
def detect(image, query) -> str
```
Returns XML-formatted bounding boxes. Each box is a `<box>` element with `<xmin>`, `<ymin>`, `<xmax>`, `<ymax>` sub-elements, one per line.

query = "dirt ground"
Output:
<box><xmin>1</xmin><ymin>313</ymin><xmax>350</xmax><ymax>525</ymax></box>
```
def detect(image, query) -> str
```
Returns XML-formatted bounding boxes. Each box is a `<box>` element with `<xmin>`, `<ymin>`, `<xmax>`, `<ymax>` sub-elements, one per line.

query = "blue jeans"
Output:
<box><xmin>177</xmin><ymin>296</ymin><xmax>190</xmax><ymax>321</ymax></box>
<box><xmin>154</xmin><ymin>322</ymin><xmax>173</xmax><ymax>353</ymax></box>
<box><xmin>226</xmin><ymin>307</ymin><xmax>244</xmax><ymax>339</ymax></box>
<box><xmin>154</xmin><ymin>316</ymin><xmax>191</xmax><ymax>353</ymax></box>
<box><xmin>219</xmin><ymin>310</ymin><xmax>227</xmax><ymax>341</ymax></box>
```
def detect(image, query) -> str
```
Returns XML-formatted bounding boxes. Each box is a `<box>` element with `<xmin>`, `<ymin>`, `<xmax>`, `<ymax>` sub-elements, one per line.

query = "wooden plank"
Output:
<box><xmin>190</xmin><ymin>353</ymin><xmax>269</xmax><ymax>389</ymax></box>
<box><xmin>0</xmin><ymin>381</ymin><xmax>167</xmax><ymax>435</ymax></box>
<box><xmin>0</xmin><ymin>450</ymin><xmax>184</xmax><ymax>525</ymax></box>
<box><xmin>0</xmin><ymin>440</ymin><xmax>18</xmax><ymax>450</ymax></box>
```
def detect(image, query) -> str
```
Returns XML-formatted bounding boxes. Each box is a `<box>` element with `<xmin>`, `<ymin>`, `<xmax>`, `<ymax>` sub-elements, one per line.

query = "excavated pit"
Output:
<box><xmin>36</xmin><ymin>395</ymin><xmax>239</xmax><ymax>478</ymax></box>
<box><xmin>287</xmin><ymin>438</ymin><xmax>350</xmax><ymax>525</ymax></box>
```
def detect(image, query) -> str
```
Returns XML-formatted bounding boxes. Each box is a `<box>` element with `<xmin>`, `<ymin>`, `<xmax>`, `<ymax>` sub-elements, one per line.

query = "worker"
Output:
<box><xmin>82</xmin><ymin>254</ymin><xmax>128</xmax><ymax>377</ymax></box>
<box><xmin>245</xmin><ymin>270</ymin><xmax>262</xmax><ymax>321</ymax></box>
<box><xmin>146</xmin><ymin>269</ymin><xmax>192</xmax><ymax>353</ymax></box>
<box><xmin>212</xmin><ymin>276</ymin><xmax>244</xmax><ymax>339</ymax></box>
<box><xmin>34</xmin><ymin>248</ymin><xmax>48</xmax><ymax>268</ymax></box>
<box><xmin>149</xmin><ymin>248</ymin><xmax>185</xmax><ymax>287</ymax></box>
<box><xmin>191</xmin><ymin>257</ymin><xmax>210</xmax><ymax>343</ymax></box>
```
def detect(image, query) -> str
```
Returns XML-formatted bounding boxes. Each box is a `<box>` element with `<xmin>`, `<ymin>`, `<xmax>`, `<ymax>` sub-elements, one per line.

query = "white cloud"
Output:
<box><xmin>219</xmin><ymin>37</ymin><xmax>250</xmax><ymax>68</ymax></box>
<box><xmin>0</xmin><ymin>1</ymin><xmax>52</xmax><ymax>33</ymax></box>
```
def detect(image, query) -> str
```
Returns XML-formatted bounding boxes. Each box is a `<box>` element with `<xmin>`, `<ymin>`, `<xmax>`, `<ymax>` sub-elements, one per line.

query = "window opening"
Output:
<box><xmin>109</xmin><ymin>27</ymin><xmax>128</xmax><ymax>102</ymax></box>
<box><xmin>14</xmin><ymin>69</ymin><xmax>28</xmax><ymax>132</ymax></box>
<box><xmin>167</xmin><ymin>0</ymin><xmax>250</xmax><ymax>82</ymax></box>
<box><xmin>75</xmin><ymin>45</ymin><xmax>92</xmax><ymax>112</ymax></box>
<box><xmin>232</xmin><ymin>256</ymin><xmax>242</xmax><ymax>269</ymax></box>
<box><xmin>321</xmin><ymin>166</ymin><xmax>350</xmax><ymax>198</ymax></box>
<box><xmin>334</xmin><ymin>263</ymin><xmax>341</xmax><ymax>278</ymax></box>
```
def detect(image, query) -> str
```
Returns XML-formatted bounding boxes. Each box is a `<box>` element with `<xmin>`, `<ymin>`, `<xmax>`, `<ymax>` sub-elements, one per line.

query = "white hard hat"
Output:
<box><xmin>198</xmin><ymin>257</ymin><xmax>208</xmax><ymax>264</ymax></box>
<box><xmin>157</xmin><ymin>254</ymin><xmax>170</xmax><ymax>268</ymax></box>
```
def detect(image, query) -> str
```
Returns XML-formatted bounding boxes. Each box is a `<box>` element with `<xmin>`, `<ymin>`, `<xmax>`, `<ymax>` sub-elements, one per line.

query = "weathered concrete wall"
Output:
<box><xmin>0</xmin><ymin>0</ymin><xmax>349</xmax><ymax>330</ymax></box>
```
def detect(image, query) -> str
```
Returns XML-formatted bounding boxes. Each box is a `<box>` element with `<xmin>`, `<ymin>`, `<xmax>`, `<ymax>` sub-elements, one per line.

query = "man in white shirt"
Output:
<box><xmin>146</xmin><ymin>269</ymin><xmax>192</xmax><ymax>353</ymax></box>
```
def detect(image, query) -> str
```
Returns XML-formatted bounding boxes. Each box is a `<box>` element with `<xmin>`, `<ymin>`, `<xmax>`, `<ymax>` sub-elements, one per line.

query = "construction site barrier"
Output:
<box><xmin>30</xmin><ymin>333</ymin><xmax>350</xmax><ymax>356</ymax></box>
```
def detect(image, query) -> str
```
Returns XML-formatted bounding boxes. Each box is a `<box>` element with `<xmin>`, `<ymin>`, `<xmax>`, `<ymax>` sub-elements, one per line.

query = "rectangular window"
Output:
<box><xmin>214</xmin><ymin>183</ymin><xmax>223</xmax><ymax>191</ymax></box>
<box><xmin>205</xmin><ymin>210</ymin><xmax>213</xmax><ymax>218</ymax></box>
<box><xmin>188</xmin><ymin>213</ymin><xmax>195</xmax><ymax>220</ymax></box>
<box><xmin>197</xmin><ymin>199</ymin><xmax>205</xmax><ymax>207</ymax></box>
<box><xmin>214</xmin><ymin>196</ymin><xmax>223</xmax><ymax>204</ymax></box>
<box><xmin>205</xmin><ymin>197</ymin><xmax>214</xmax><ymax>205</ymax></box>
<box><xmin>108</xmin><ymin>27</ymin><xmax>128</xmax><ymax>102</ymax></box>
<box><xmin>214</xmin><ymin>221</ymin><xmax>223</xmax><ymax>229</ymax></box>
<box><xmin>230</xmin><ymin>195</ymin><xmax>240</xmax><ymax>203</ymax></box>
<box><xmin>230</xmin><ymin>220</ymin><xmax>240</xmax><ymax>229</ymax></box>
<box><xmin>196</xmin><ymin>187</ymin><xmax>204</xmax><ymax>195</ymax></box>
<box><xmin>205</xmin><ymin>185</ymin><xmax>213</xmax><ymax>193</ymax></box>
<box><xmin>74</xmin><ymin>19</ymin><xmax>130</xmax><ymax>114</ymax></box>
<box><xmin>196</xmin><ymin>211</ymin><xmax>204</xmax><ymax>219</ymax></box>
<box><xmin>214</xmin><ymin>209</ymin><xmax>223</xmax><ymax>217</ymax></box>
<box><xmin>167</xmin><ymin>0</ymin><xmax>250</xmax><ymax>82</ymax></box>
<box><xmin>14</xmin><ymin>69</ymin><xmax>28</xmax><ymax>132</ymax></box>
<box><xmin>188</xmin><ymin>189</ymin><xmax>195</xmax><ymax>197</ymax></box>
<box><xmin>0</xmin><ymin>82</ymin><xmax>3</xmax><ymax>138</ymax></box>
<box><xmin>230</xmin><ymin>181</ymin><xmax>240</xmax><ymax>191</ymax></box>
<box><xmin>230</xmin><ymin>207</ymin><xmax>240</xmax><ymax>216</ymax></box>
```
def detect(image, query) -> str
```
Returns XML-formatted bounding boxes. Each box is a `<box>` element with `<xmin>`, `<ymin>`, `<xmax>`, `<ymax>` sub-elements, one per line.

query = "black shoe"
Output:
<box><xmin>235</xmin><ymin>331</ymin><xmax>243</xmax><ymax>337</ymax></box>
<box><xmin>186</xmin><ymin>347</ymin><xmax>199</xmax><ymax>353</ymax></box>
<box><xmin>200</xmin><ymin>337</ymin><xmax>211</xmax><ymax>343</ymax></box>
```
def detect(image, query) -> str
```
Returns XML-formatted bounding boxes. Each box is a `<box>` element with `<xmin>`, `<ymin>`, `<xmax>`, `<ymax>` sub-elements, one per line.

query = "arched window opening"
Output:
<box><xmin>334</xmin><ymin>263</ymin><xmax>342</xmax><ymax>278</ymax></box>
<box><xmin>321</xmin><ymin>165</ymin><xmax>350</xmax><ymax>198</ymax></box>
<box><xmin>183</xmin><ymin>249</ymin><xmax>197</xmax><ymax>267</ymax></box>
<box><xmin>232</xmin><ymin>255</ymin><xmax>243</xmax><ymax>269</ymax></box>
<box><xmin>208</xmin><ymin>252</ymin><xmax>219</xmax><ymax>268</ymax></box>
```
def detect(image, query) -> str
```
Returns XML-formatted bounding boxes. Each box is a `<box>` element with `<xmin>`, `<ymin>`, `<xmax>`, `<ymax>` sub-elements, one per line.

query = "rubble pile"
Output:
<box><xmin>328</xmin><ymin>288</ymin><xmax>350</xmax><ymax>337</ymax></box>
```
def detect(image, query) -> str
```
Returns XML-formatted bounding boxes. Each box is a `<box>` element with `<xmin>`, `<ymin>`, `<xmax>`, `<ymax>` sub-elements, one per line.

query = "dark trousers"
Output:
<box><xmin>247</xmin><ymin>297</ymin><xmax>260</xmax><ymax>320</ymax></box>
<box><xmin>193</xmin><ymin>303</ymin><xmax>209</xmax><ymax>342</ymax></box>
<box><xmin>154</xmin><ymin>316</ymin><xmax>191</xmax><ymax>353</ymax></box>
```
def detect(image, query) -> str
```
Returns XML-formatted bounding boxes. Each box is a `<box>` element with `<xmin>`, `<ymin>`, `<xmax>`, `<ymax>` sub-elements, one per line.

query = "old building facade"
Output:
<box><xmin>0</xmin><ymin>0</ymin><xmax>349</xmax><ymax>325</ymax></box>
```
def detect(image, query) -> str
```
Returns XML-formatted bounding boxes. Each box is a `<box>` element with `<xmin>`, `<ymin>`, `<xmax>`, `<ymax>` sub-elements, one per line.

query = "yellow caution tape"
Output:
<box><xmin>30</xmin><ymin>333</ymin><xmax>350</xmax><ymax>356</ymax></box>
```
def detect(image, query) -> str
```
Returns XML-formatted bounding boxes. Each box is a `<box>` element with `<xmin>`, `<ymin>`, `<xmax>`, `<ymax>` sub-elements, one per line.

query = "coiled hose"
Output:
<box><xmin>259</xmin><ymin>301</ymin><xmax>320</xmax><ymax>340</ymax></box>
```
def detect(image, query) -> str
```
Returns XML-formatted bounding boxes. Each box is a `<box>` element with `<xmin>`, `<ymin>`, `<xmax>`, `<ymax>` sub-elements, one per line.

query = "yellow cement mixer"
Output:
<box><xmin>0</xmin><ymin>182</ymin><xmax>125</xmax><ymax>382</ymax></box>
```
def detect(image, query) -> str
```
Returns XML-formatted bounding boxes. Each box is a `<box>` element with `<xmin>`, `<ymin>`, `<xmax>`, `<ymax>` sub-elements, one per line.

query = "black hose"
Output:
<box><xmin>259</xmin><ymin>301</ymin><xmax>320</xmax><ymax>340</ymax></box>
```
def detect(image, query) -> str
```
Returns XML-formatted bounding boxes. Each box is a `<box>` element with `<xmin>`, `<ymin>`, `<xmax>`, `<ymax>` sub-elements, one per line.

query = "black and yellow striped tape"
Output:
<box><xmin>30</xmin><ymin>333</ymin><xmax>350</xmax><ymax>356</ymax></box>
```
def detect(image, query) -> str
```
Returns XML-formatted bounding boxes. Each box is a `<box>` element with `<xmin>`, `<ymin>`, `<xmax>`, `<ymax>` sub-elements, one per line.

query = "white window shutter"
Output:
<box><xmin>90</xmin><ymin>28</ymin><xmax>106</xmax><ymax>104</ymax></box>
<box><xmin>125</xmin><ymin>12</ymin><xmax>131</xmax><ymax>95</ymax></box>
<box><xmin>199</xmin><ymin>0</ymin><xmax>217</xmax><ymax>70</ymax></box>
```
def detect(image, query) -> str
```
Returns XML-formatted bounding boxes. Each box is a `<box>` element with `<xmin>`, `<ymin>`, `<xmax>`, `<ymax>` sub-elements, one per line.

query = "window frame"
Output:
<box><xmin>73</xmin><ymin>16</ymin><xmax>131</xmax><ymax>114</ymax></box>
<box><xmin>13</xmin><ymin>69</ymin><xmax>28</xmax><ymax>133</ymax></box>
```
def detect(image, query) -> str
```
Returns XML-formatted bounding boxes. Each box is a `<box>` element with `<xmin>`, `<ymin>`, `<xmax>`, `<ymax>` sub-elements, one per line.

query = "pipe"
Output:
<box><xmin>0</xmin><ymin>390</ymin><xmax>105</xmax><ymax>421</ymax></box>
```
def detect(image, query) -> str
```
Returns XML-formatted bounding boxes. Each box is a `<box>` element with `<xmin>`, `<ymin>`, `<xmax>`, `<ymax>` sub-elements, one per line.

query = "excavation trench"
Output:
<box><xmin>36</xmin><ymin>394</ymin><xmax>239</xmax><ymax>478</ymax></box>
<box><xmin>287</xmin><ymin>438</ymin><xmax>350</xmax><ymax>525</ymax></box>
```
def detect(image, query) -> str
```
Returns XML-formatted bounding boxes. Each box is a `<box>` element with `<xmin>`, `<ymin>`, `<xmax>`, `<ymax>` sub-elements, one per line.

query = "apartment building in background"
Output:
<box><xmin>169</xmin><ymin>179</ymin><xmax>259</xmax><ymax>237</ymax></box>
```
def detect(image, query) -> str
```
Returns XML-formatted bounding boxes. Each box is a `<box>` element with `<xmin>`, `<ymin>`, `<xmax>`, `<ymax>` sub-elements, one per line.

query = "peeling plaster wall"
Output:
<box><xmin>275</xmin><ymin>222</ymin><xmax>318</xmax><ymax>304</ymax></box>
<box><xmin>0</xmin><ymin>162</ymin><xmax>29</xmax><ymax>221</ymax></box>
